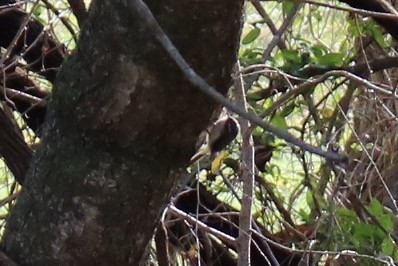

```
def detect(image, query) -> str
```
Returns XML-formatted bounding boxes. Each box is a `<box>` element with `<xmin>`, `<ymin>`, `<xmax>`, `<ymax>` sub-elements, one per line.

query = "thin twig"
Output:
<box><xmin>0</xmin><ymin>1</ymin><xmax>25</xmax><ymax>10</ymax></box>
<box><xmin>168</xmin><ymin>204</ymin><xmax>236</xmax><ymax>247</ymax></box>
<box><xmin>235</xmin><ymin>62</ymin><xmax>255</xmax><ymax>266</ymax></box>
<box><xmin>4</xmin><ymin>88</ymin><xmax>45</xmax><ymax>106</ymax></box>
<box><xmin>250</xmin><ymin>0</ymin><xmax>286</xmax><ymax>50</ymax></box>
<box><xmin>252</xmin><ymin>222</ymin><xmax>279</xmax><ymax>266</ymax></box>
<box><xmin>303</xmin><ymin>0</ymin><xmax>398</xmax><ymax>20</ymax></box>
<box><xmin>41</xmin><ymin>0</ymin><xmax>78</xmax><ymax>43</ymax></box>
<box><xmin>261</xmin><ymin>3</ymin><xmax>301</xmax><ymax>64</ymax></box>
<box><xmin>0</xmin><ymin>192</ymin><xmax>20</xmax><ymax>208</ymax></box>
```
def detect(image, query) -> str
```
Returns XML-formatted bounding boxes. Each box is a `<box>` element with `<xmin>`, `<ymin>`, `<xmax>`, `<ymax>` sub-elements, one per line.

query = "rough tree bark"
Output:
<box><xmin>1</xmin><ymin>0</ymin><xmax>244</xmax><ymax>265</ymax></box>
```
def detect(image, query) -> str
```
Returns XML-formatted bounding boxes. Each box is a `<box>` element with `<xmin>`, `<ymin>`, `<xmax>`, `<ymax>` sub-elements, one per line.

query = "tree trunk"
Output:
<box><xmin>1</xmin><ymin>0</ymin><xmax>244</xmax><ymax>265</ymax></box>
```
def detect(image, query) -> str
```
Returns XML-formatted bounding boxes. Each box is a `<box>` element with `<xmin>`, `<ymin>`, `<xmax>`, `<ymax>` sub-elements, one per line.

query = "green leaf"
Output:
<box><xmin>363</xmin><ymin>20</ymin><xmax>388</xmax><ymax>48</ymax></box>
<box><xmin>310</xmin><ymin>44</ymin><xmax>328</xmax><ymax>58</ymax></box>
<box><xmin>33</xmin><ymin>5</ymin><xmax>43</xmax><ymax>17</ymax></box>
<box><xmin>279</xmin><ymin>103</ymin><xmax>296</xmax><ymax>117</ymax></box>
<box><xmin>267</xmin><ymin>164</ymin><xmax>281</xmax><ymax>177</ymax></box>
<box><xmin>317</xmin><ymin>53</ymin><xmax>345</xmax><ymax>66</ymax></box>
<box><xmin>381</xmin><ymin>237</ymin><xmax>395</xmax><ymax>255</ymax></box>
<box><xmin>240</xmin><ymin>48</ymin><xmax>263</xmax><ymax>64</ymax></box>
<box><xmin>367</xmin><ymin>198</ymin><xmax>384</xmax><ymax>216</ymax></box>
<box><xmin>369</xmin><ymin>24</ymin><xmax>387</xmax><ymax>48</ymax></box>
<box><xmin>299</xmin><ymin>208</ymin><xmax>310</xmax><ymax>223</ymax></box>
<box><xmin>282</xmin><ymin>0</ymin><xmax>294</xmax><ymax>14</ymax></box>
<box><xmin>306</xmin><ymin>190</ymin><xmax>315</xmax><ymax>209</ymax></box>
<box><xmin>321</xmin><ymin>107</ymin><xmax>334</xmax><ymax>119</ymax></box>
<box><xmin>281</xmin><ymin>49</ymin><xmax>301</xmax><ymax>64</ymax></box>
<box><xmin>379</xmin><ymin>215</ymin><xmax>394</xmax><ymax>231</ymax></box>
<box><xmin>352</xmin><ymin>223</ymin><xmax>375</xmax><ymax>239</ymax></box>
<box><xmin>339</xmin><ymin>40</ymin><xmax>349</xmax><ymax>54</ymax></box>
<box><xmin>347</xmin><ymin>20</ymin><xmax>361</xmax><ymax>37</ymax></box>
<box><xmin>336</xmin><ymin>207</ymin><xmax>358</xmax><ymax>221</ymax></box>
<box><xmin>367</xmin><ymin>199</ymin><xmax>394</xmax><ymax>231</ymax></box>
<box><xmin>252</xmin><ymin>126</ymin><xmax>265</xmax><ymax>137</ymax></box>
<box><xmin>247</xmin><ymin>91</ymin><xmax>265</xmax><ymax>101</ymax></box>
<box><xmin>270</xmin><ymin>113</ymin><xmax>288</xmax><ymax>130</ymax></box>
<box><xmin>242</xmin><ymin>27</ymin><xmax>261</xmax><ymax>45</ymax></box>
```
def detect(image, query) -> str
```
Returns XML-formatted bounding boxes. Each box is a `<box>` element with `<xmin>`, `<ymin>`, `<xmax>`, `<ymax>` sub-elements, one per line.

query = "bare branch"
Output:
<box><xmin>168</xmin><ymin>205</ymin><xmax>236</xmax><ymax>247</ymax></box>
<box><xmin>0</xmin><ymin>192</ymin><xmax>20</xmax><ymax>209</ymax></box>
<box><xmin>67</xmin><ymin>0</ymin><xmax>87</xmax><ymax>27</ymax></box>
<box><xmin>41</xmin><ymin>0</ymin><xmax>78</xmax><ymax>43</ymax></box>
<box><xmin>260</xmin><ymin>3</ymin><xmax>301</xmax><ymax>66</ymax></box>
<box><xmin>304</xmin><ymin>0</ymin><xmax>398</xmax><ymax>20</ymax></box>
<box><xmin>0</xmin><ymin>1</ymin><xmax>24</xmax><ymax>10</ymax></box>
<box><xmin>250</xmin><ymin>0</ymin><xmax>286</xmax><ymax>50</ymax></box>
<box><xmin>5</xmin><ymin>88</ymin><xmax>45</xmax><ymax>106</ymax></box>
<box><xmin>235</xmin><ymin>62</ymin><xmax>255</xmax><ymax>266</ymax></box>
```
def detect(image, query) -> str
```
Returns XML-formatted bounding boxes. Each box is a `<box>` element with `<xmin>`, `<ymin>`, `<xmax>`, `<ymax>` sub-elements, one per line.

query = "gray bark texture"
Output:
<box><xmin>1</xmin><ymin>0</ymin><xmax>244</xmax><ymax>265</ymax></box>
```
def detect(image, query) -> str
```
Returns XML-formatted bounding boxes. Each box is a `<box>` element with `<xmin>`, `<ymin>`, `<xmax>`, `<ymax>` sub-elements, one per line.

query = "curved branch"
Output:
<box><xmin>235</xmin><ymin>62</ymin><xmax>256</xmax><ymax>266</ymax></box>
<box><xmin>67</xmin><ymin>0</ymin><xmax>87</xmax><ymax>27</ymax></box>
<box><xmin>304</xmin><ymin>0</ymin><xmax>398</xmax><ymax>20</ymax></box>
<box><xmin>298</xmin><ymin>56</ymin><xmax>398</xmax><ymax>77</ymax></box>
<box><xmin>0</xmin><ymin>105</ymin><xmax>32</xmax><ymax>184</ymax></box>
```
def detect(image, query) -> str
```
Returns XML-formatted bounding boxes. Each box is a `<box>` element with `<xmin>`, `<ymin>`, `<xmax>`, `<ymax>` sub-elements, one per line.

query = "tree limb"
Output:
<box><xmin>0</xmin><ymin>105</ymin><xmax>31</xmax><ymax>184</ymax></box>
<box><xmin>67</xmin><ymin>0</ymin><xmax>87</xmax><ymax>27</ymax></box>
<box><xmin>235</xmin><ymin>62</ymin><xmax>255</xmax><ymax>266</ymax></box>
